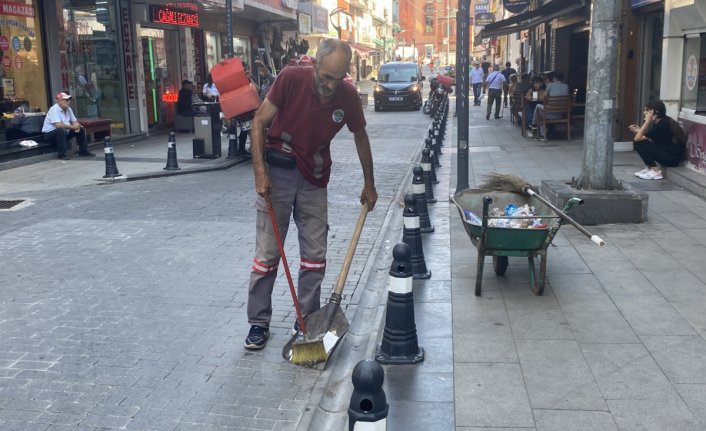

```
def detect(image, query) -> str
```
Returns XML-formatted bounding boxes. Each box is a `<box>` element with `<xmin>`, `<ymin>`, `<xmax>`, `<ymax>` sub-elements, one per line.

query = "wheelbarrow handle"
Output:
<box><xmin>524</xmin><ymin>188</ymin><xmax>605</xmax><ymax>247</ymax></box>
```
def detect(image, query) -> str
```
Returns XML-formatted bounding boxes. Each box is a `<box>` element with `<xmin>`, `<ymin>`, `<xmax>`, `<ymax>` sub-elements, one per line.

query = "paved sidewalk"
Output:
<box><xmin>378</xmin><ymin>95</ymin><xmax>706</xmax><ymax>430</ymax></box>
<box><xmin>0</xmin><ymin>131</ymin><xmax>250</xmax><ymax>195</ymax></box>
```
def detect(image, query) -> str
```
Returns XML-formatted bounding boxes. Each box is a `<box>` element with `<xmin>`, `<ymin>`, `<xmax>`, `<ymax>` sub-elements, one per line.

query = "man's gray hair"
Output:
<box><xmin>316</xmin><ymin>39</ymin><xmax>352</xmax><ymax>66</ymax></box>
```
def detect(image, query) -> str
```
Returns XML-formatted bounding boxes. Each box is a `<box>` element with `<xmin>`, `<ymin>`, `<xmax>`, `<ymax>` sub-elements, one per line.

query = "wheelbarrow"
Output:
<box><xmin>452</xmin><ymin>189</ymin><xmax>583</xmax><ymax>296</ymax></box>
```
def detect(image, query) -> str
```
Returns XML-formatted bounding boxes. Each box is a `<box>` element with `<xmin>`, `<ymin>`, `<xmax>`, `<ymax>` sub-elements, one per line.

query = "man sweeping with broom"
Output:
<box><xmin>244</xmin><ymin>38</ymin><xmax>378</xmax><ymax>355</ymax></box>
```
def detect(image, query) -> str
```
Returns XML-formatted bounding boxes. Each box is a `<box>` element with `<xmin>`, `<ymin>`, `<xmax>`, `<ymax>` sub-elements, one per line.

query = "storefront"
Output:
<box><xmin>665</xmin><ymin>0</ymin><xmax>706</xmax><ymax>175</ymax></box>
<box><xmin>58</xmin><ymin>0</ymin><xmax>127</xmax><ymax>133</ymax></box>
<box><xmin>0</xmin><ymin>0</ymin><xmax>49</xmax><ymax>140</ymax></box>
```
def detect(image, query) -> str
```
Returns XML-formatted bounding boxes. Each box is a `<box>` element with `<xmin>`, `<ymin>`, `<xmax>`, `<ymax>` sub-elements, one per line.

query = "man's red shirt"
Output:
<box><xmin>265</xmin><ymin>66</ymin><xmax>366</xmax><ymax>187</ymax></box>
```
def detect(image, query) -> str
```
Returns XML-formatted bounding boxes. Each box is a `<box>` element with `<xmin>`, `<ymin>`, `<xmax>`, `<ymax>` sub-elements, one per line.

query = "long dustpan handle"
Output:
<box><xmin>267</xmin><ymin>202</ymin><xmax>308</xmax><ymax>334</ymax></box>
<box><xmin>524</xmin><ymin>187</ymin><xmax>605</xmax><ymax>247</ymax></box>
<box><xmin>330</xmin><ymin>203</ymin><xmax>369</xmax><ymax>304</ymax></box>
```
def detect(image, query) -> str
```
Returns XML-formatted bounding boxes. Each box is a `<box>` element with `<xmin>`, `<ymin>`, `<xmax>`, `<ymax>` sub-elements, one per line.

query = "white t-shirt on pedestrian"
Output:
<box><xmin>470</xmin><ymin>67</ymin><xmax>484</xmax><ymax>84</ymax></box>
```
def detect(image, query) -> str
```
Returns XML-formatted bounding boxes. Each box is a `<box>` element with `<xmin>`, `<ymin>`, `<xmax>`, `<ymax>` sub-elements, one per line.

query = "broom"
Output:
<box><xmin>479</xmin><ymin>173</ymin><xmax>606</xmax><ymax>247</ymax></box>
<box><xmin>267</xmin><ymin>202</ymin><xmax>327</xmax><ymax>366</ymax></box>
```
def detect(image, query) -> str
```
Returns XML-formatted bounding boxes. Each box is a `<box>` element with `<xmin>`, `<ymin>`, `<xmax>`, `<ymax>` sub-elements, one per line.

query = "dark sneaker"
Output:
<box><xmin>77</xmin><ymin>151</ymin><xmax>97</xmax><ymax>157</ymax></box>
<box><xmin>291</xmin><ymin>320</ymin><xmax>301</xmax><ymax>336</ymax></box>
<box><xmin>486</xmin><ymin>113</ymin><xmax>490</xmax><ymax>120</ymax></box>
<box><xmin>244</xmin><ymin>325</ymin><xmax>269</xmax><ymax>350</ymax></box>
<box><xmin>58</xmin><ymin>154</ymin><xmax>70</xmax><ymax>160</ymax></box>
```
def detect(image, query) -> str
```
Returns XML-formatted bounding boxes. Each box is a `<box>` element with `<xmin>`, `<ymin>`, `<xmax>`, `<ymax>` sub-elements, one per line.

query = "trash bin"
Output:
<box><xmin>192</xmin><ymin>102</ymin><xmax>222</xmax><ymax>158</ymax></box>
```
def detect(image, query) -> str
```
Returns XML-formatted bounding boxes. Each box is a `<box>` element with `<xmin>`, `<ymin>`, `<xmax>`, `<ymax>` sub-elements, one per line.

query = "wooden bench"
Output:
<box><xmin>78</xmin><ymin>118</ymin><xmax>112</xmax><ymax>142</ymax></box>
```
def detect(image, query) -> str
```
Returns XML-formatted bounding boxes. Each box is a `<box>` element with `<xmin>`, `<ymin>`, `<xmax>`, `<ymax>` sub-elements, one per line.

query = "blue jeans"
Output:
<box><xmin>472</xmin><ymin>83</ymin><xmax>482</xmax><ymax>105</ymax></box>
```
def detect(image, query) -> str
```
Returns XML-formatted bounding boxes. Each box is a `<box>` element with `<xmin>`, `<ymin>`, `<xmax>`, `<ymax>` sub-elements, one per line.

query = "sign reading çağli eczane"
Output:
<box><xmin>149</xmin><ymin>5</ymin><xmax>199</xmax><ymax>28</ymax></box>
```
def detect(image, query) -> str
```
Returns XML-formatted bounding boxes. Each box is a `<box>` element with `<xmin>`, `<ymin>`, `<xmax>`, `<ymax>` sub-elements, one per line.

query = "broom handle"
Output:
<box><xmin>268</xmin><ymin>202</ymin><xmax>308</xmax><ymax>334</ymax></box>
<box><xmin>525</xmin><ymin>188</ymin><xmax>605</xmax><ymax>247</ymax></box>
<box><xmin>331</xmin><ymin>203</ymin><xmax>369</xmax><ymax>301</ymax></box>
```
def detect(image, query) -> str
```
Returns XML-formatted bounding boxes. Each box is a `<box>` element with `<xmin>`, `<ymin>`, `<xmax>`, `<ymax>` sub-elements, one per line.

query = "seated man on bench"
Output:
<box><xmin>42</xmin><ymin>92</ymin><xmax>95</xmax><ymax>160</ymax></box>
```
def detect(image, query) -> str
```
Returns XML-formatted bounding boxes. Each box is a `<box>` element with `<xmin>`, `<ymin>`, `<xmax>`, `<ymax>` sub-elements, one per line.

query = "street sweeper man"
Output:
<box><xmin>244</xmin><ymin>38</ymin><xmax>378</xmax><ymax>350</ymax></box>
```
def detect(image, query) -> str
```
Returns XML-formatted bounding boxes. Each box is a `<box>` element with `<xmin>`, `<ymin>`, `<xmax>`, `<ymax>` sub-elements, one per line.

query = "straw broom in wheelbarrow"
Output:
<box><xmin>479</xmin><ymin>173</ymin><xmax>606</xmax><ymax>247</ymax></box>
<box><xmin>283</xmin><ymin>203</ymin><xmax>369</xmax><ymax>367</ymax></box>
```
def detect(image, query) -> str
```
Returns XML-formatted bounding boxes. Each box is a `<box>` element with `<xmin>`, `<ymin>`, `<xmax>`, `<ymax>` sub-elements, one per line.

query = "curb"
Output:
<box><xmin>95</xmin><ymin>155</ymin><xmax>251</xmax><ymax>184</ymax></box>
<box><xmin>297</xmin><ymin>142</ymin><xmax>421</xmax><ymax>430</ymax></box>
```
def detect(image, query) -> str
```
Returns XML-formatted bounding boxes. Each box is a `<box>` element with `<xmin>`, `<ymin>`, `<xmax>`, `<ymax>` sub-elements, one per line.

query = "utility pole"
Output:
<box><xmin>574</xmin><ymin>0</ymin><xmax>621</xmax><ymax>190</ymax></box>
<box><xmin>225</xmin><ymin>0</ymin><xmax>233</xmax><ymax>58</ymax></box>
<box><xmin>446</xmin><ymin>0</ymin><xmax>450</xmax><ymax>66</ymax></box>
<box><xmin>455</xmin><ymin>0</ymin><xmax>470</xmax><ymax>191</ymax></box>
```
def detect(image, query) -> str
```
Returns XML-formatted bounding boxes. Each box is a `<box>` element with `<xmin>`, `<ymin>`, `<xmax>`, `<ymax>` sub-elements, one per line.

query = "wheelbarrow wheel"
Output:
<box><xmin>493</xmin><ymin>256</ymin><xmax>508</xmax><ymax>275</ymax></box>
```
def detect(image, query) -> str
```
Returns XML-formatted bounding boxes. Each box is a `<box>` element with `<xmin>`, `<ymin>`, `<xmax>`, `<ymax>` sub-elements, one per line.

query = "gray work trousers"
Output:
<box><xmin>247</xmin><ymin>164</ymin><xmax>328</xmax><ymax>327</ymax></box>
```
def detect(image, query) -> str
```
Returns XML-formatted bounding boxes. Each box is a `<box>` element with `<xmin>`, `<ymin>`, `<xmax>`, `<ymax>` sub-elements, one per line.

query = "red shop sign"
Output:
<box><xmin>0</xmin><ymin>35</ymin><xmax>9</xmax><ymax>52</ymax></box>
<box><xmin>2</xmin><ymin>55</ymin><xmax>10</xmax><ymax>71</ymax></box>
<box><xmin>14</xmin><ymin>55</ymin><xmax>22</xmax><ymax>70</ymax></box>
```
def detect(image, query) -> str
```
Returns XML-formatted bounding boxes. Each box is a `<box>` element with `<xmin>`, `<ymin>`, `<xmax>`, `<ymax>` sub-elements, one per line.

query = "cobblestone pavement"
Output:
<box><xmin>0</xmin><ymin>100</ymin><xmax>432</xmax><ymax>430</ymax></box>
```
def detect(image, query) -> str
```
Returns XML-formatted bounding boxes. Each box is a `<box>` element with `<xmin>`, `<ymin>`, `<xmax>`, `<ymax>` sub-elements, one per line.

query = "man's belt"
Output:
<box><xmin>265</xmin><ymin>149</ymin><xmax>296</xmax><ymax>169</ymax></box>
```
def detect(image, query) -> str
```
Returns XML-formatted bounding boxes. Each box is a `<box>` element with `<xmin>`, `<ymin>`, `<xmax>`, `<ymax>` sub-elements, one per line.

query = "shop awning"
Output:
<box><xmin>349</xmin><ymin>42</ymin><xmax>378</xmax><ymax>59</ymax></box>
<box><xmin>480</xmin><ymin>0</ymin><xmax>586</xmax><ymax>39</ymax></box>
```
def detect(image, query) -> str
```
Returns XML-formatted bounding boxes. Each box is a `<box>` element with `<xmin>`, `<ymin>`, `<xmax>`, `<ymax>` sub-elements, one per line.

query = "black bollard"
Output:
<box><xmin>348</xmin><ymin>360</ymin><xmax>389</xmax><ymax>430</ymax></box>
<box><xmin>376</xmin><ymin>242</ymin><xmax>425</xmax><ymax>364</ymax></box>
<box><xmin>421</xmin><ymin>148</ymin><xmax>437</xmax><ymax>202</ymax></box>
<box><xmin>402</xmin><ymin>193</ymin><xmax>431</xmax><ymax>279</ymax></box>
<box><xmin>102</xmin><ymin>136</ymin><xmax>121</xmax><ymax>178</ymax></box>
<box><xmin>413</xmin><ymin>165</ymin><xmax>434</xmax><ymax>233</ymax></box>
<box><xmin>163</xmin><ymin>132</ymin><xmax>180</xmax><ymax>171</ymax></box>
<box><xmin>433</xmin><ymin>127</ymin><xmax>443</xmax><ymax>160</ymax></box>
<box><xmin>423</xmin><ymin>142</ymin><xmax>439</xmax><ymax>185</ymax></box>
<box><xmin>226</xmin><ymin>123</ymin><xmax>238</xmax><ymax>159</ymax></box>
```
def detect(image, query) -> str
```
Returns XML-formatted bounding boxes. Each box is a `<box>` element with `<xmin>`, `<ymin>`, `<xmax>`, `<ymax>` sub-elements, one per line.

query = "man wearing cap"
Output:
<box><xmin>42</xmin><ymin>92</ymin><xmax>95</xmax><ymax>160</ymax></box>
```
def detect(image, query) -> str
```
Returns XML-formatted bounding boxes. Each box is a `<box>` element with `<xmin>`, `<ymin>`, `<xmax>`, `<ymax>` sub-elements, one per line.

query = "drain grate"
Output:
<box><xmin>0</xmin><ymin>200</ymin><xmax>25</xmax><ymax>210</ymax></box>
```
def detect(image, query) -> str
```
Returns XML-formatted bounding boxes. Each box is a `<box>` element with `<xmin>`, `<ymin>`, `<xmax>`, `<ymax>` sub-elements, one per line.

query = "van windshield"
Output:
<box><xmin>379</xmin><ymin>66</ymin><xmax>417</xmax><ymax>83</ymax></box>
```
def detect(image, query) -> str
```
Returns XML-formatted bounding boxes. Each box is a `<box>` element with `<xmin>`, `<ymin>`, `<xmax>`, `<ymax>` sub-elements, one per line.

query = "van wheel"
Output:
<box><xmin>374</xmin><ymin>106</ymin><xmax>381</xmax><ymax>112</ymax></box>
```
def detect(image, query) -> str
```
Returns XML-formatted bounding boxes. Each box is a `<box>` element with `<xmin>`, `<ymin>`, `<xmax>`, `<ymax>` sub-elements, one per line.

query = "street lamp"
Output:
<box><xmin>376</xmin><ymin>25</ymin><xmax>387</xmax><ymax>64</ymax></box>
<box><xmin>329</xmin><ymin>7</ymin><xmax>355</xmax><ymax>40</ymax></box>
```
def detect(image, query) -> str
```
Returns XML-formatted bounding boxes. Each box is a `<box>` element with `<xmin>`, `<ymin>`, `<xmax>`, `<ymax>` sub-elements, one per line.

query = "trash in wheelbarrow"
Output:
<box><xmin>464</xmin><ymin>203</ymin><xmax>546</xmax><ymax>229</ymax></box>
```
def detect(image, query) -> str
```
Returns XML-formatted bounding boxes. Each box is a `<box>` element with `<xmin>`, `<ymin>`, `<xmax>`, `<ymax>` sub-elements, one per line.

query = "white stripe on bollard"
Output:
<box><xmin>413</xmin><ymin>183</ymin><xmax>425</xmax><ymax>194</ymax></box>
<box><xmin>388</xmin><ymin>275</ymin><xmax>413</xmax><ymax>295</ymax></box>
<box><xmin>403</xmin><ymin>215</ymin><xmax>420</xmax><ymax>229</ymax></box>
<box><xmin>353</xmin><ymin>420</ymin><xmax>387</xmax><ymax>430</ymax></box>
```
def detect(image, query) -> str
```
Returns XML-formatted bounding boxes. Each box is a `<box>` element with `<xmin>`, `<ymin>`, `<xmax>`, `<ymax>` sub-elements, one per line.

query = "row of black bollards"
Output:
<box><xmin>348</xmin><ymin>94</ymin><xmax>450</xmax><ymax>429</ymax></box>
<box><xmin>101</xmin><ymin>131</ymin><xmax>216</xmax><ymax>179</ymax></box>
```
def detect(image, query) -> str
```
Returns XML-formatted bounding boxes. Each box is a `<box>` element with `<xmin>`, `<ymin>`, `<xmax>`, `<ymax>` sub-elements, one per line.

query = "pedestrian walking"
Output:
<box><xmin>484</xmin><ymin>64</ymin><xmax>506</xmax><ymax>120</ymax></box>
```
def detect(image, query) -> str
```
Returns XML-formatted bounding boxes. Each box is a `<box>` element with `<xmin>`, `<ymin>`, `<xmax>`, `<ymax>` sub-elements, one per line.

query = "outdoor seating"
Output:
<box><xmin>542</xmin><ymin>95</ymin><xmax>571</xmax><ymax>140</ymax></box>
<box><xmin>510</xmin><ymin>92</ymin><xmax>525</xmax><ymax>135</ymax></box>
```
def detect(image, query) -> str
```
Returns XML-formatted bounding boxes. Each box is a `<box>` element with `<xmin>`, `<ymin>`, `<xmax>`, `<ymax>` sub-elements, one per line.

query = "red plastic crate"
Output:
<box><xmin>219</xmin><ymin>83</ymin><xmax>261</xmax><ymax>119</ymax></box>
<box><xmin>211</xmin><ymin>58</ymin><xmax>250</xmax><ymax>94</ymax></box>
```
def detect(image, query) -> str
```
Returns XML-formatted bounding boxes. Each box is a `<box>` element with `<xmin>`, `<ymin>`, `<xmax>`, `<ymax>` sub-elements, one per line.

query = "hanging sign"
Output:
<box><xmin>503</xmin><ymin>0</ymin><xmax>530</xmax><ymax>14</ymax></box>
<box><xmin>475</xmin><ymin>13</ymin><xmax>495</xmax><ymax>27</ymax></box>
<box><xmin>149</xmin><ymin>5</ymin><xmax>199</xmax><ymax>28</ymax></box>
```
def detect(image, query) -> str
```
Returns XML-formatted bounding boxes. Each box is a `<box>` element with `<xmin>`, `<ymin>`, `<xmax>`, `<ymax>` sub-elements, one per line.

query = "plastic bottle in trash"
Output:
<box><xmin>504</xmin><ymin>203</ymin><xmax>518</xmax><ymax>216</ymax></box>
<box><xmin>463</xmin><ymin>210</ymin><xmax>482</xmax><ymax>225</ymax></box>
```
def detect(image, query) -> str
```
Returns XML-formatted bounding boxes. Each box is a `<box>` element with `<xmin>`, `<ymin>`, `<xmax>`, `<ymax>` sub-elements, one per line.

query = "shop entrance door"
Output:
<box><xmin>140</xmin><ymin>28</ymin><xmax>179</xmax><ymax>129</ymax></box>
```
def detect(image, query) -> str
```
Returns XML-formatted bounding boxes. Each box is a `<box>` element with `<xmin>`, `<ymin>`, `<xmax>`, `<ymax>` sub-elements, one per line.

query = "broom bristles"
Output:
<box><xmin>290</xmin><ymin>338</ymin><xmax>327</xmax><ymax>366</ymax></box>
<box><xmin>479</xmin><ymin>173</ymin><xmax>532</xmax><ymax>194</ymax></box>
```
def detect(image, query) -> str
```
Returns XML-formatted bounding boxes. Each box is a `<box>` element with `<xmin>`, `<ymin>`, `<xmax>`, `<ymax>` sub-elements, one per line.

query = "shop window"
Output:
<box><xmin>0</xmin><ymin>0</ymin><xmax>48</xmax><ymax>140</ymax></box>
<box><xmin>62</xmin><ymin>0</ymin><xmax>125</xmax><ymax>131</ymax></box>
<box><xmin>681</xmin><ymin>34</ymin><xmax>706</xmax><ymax>114</ymax></box>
